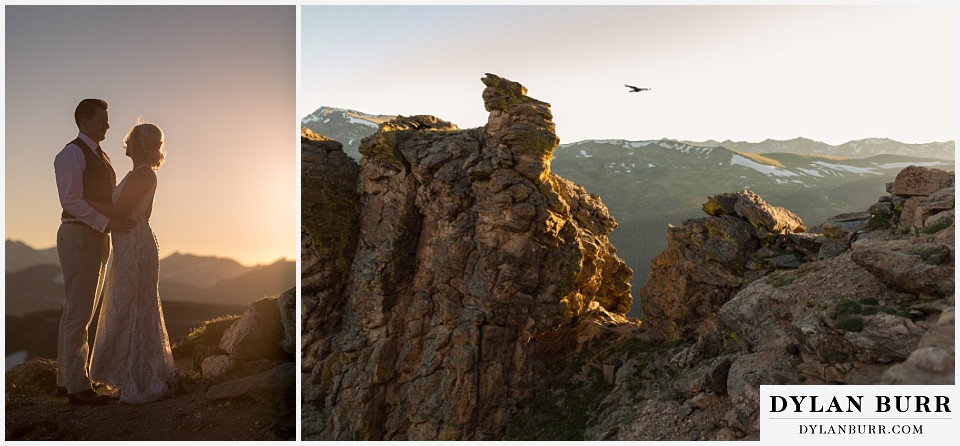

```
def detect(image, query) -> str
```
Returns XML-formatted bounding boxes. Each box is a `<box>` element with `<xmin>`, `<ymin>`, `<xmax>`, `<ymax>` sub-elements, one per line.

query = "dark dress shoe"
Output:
<box><xmin>67</xmin><ymin>389</ymin><xmax>112</xmax><ymax>406</ymax></box>
<box><xmin>54</xmin><ymin>386</ymin><xmax>68</xmax><ymax>397</ymax></box>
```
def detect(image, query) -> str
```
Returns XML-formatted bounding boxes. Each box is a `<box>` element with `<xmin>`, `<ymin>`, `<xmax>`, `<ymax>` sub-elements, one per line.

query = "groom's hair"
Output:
<box><xmin>74</xmin><ymin>99</ymin><xmax>108</xmax><ymax>128</ymax></box>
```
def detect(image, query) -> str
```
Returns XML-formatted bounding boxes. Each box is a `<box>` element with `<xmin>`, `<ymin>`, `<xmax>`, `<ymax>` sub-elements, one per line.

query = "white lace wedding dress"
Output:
<box><xmin>90</xmin><ymin>165</ymin><xmax>178</xmax><ymax>404</ymax></box>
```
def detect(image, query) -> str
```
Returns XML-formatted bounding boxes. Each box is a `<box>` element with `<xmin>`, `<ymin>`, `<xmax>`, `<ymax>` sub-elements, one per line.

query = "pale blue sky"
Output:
<box><xmin>302</xmin><ymin>5</ymin><xmax>956</xmax><ymax>146</ymax></box>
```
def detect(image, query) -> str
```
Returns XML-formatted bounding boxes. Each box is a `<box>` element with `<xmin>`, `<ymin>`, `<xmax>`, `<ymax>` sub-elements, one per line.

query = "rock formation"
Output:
<box><xmin>640</xmin><ymin>190</ymin><xmax>808</xmax><ymax>341</ymax></box>
<box><xmin>199</xmin><ymin>290</ymin><xmax>296</xmax><ymax>423</ymax></box>
<box><xmin>300</xmin><ymin>74</ymin><xmax>633</xmax><ymax>440</ymax></box>
<box><xmin>583</xmin><ymin>166</ymin><xmax>954</xmax><ymax>440</ymax></box>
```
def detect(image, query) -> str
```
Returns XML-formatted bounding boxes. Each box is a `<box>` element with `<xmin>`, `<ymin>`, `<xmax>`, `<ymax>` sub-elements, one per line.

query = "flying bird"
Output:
<box><xmin>625</xmin><ymin>84</ymin><xmax>651</xmax><ymax>93</ymax></box>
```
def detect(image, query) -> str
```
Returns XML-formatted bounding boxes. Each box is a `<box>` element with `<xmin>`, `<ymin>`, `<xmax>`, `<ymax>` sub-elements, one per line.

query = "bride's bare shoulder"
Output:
<box><xmin>128</xmin><ymin>166</ymin><xmax>158</xmax><ymax>186</ymax></box>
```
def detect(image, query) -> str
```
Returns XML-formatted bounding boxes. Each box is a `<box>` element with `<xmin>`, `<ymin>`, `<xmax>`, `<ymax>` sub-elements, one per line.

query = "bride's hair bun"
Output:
<box><xmin>124</xmin><ymin>121</ymin><xmax>166</xmax><ymax>169</ymax></box>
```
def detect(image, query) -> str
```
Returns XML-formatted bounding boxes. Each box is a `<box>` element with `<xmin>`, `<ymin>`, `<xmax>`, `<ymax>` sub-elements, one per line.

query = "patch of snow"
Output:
<box><xmin>875</xmin><ymin>161</ymin><xmax>945</xmax><ymax>169</ymax></box>
<box><xmin>812</xmin><ymin>161</ymin><xmax>879</xmax><ymax>175</ymax></box>
<box><xmin>730</xmin><ymin>155</ymin><xmax>798</xmax><ymax>177</ymax></box>
<box><xmin>648</xmin><ymin>163</ymin><xmax>655</xmax><ymax>168</ymax></box>
<box><xmin>629</xmin><ymin>141</ymin><xmax>655</xmax><ymax>148</ymax></box>
<box><xmin>301</xmin><ymin>114</ymin><xmax>320</xmax><ymax>124</ymax></box>
<box><xmin>797</xmin><ymin>168</ymin><xmax>824</xmax><ymax>178</ymax></box>
<box><xmin>593</xmin><ymin>139</ymin><xmax>628</xmax><ymax>145</ymax></box>
<box><xmin>579</xmin><ymin>149</ymin><xmax>593</xmax><ymax>158</ymax></box>
<box><xmin>346</xmin><ymin>115</ymin><xmax>378</xmax><ymax>128</ymax></box>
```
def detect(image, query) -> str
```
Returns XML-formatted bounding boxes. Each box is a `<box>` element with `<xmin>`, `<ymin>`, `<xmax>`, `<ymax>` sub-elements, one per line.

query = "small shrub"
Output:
<box><xmin>877</xmin><ymin>306</ymin><xmax>898</xmax><ymax>316</ymax></box>
<box><xmin>171</xmin><ymin>314</ymin><xmax>240</xmax><ymax>359</ymax></box>
<box><xmin>836</xmin><ymin>297</ymin><xmax>862</xmax><ymax>315</ymax></box>
<box><xmin>908</xmin><ymin>245</ymin><xmax>949</xmax><ymax>265</ymax></box>
<box><xmin>834</xmin><ymin>314</ymin><xmax>864</xmax><ymax>332</ymax></box>
<box><xmin>858</xmin><ymin>297</ymin><xmax>879</xmax><ymax>306</ymax></box>
<box><xmin>863</xmin><ymin>210</ymin><xmax>893</xmax><ymax>231</ymax></box>
<box><xmin>922</xmin><ymin>218</ymin><xmax>953</xmax><ymax>234</ymax></box>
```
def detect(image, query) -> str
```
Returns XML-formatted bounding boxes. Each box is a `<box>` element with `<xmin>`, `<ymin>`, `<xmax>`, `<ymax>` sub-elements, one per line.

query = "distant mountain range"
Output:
<box><xmin>550</xmin><ymin>140</ymin><xmax>953</xmax><ymax>306</ymax></box>
<box><xmin>302</xmin><ymin>105</ymin><xmax>955</xmax><ymax>315</ymax></box>
<box><xmin>680</xmin><ymin>137</ymin><xmax>954</xmax><ymax>160</ymax></box>
<box><xmin>5</xmin><ymin>240</ymin><xmax>59</xmax><ymax>273</ymax></box>
<box><xmin>302</xmin><ymin>106</ymin><xmax>957</xmax><ymax>161</ymax></box>
<box><xmin>4</xmin><ymin>240</ymin><xmax>295</xmax><ymax>315</ymax></box>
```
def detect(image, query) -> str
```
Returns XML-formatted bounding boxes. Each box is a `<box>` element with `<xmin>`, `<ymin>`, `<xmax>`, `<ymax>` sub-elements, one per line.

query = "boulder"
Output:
<box><xmin>201</xmin><ymin>355</ymin><xmax>236</xmax><ymax>380</ymax></box>
<box><xmin>922</xmin><ymin>187</ymin><xmax>955</xmax><ymax>212</ymax></box>
<box><xmin>897</xmin><ymin>196</ymin><xmax>924</xmax><ymax>232</ymax></box>
<box><xmin>206</xmin><ymin>363</ymin><xmax>295</xmax><ymax>419</ymax></box>
<box><xmin>890</xmin><ymin>166</ymin><xmax>954</xmax><ymax>197</ymax></box>
<box><xmin>6</xmin><ymin>358</ymin><xmax>57</xmax><ymax>392</ymax></box>
<box><xmin>702</xmin><ymin>192</ymin><xmax>739</xmax><ymax>216</ymax></box>
<box><xmin>279</xmin><ymin>288</ymin><xmax>296</xmax><ymax>355</ymax></box>
<box><xmin>820</xmin><ymin>212</ymin><xmax>870</xmax><ymax>239</ymax></box>
<box><xmin>924</xmin><ymin>209</ymin><xmax>954</xmax><ymax>231</ymax></box>
<box><xmin>220</xmin><ymin>295</ymin><xmax>286</xmax><ymax>361</ymax></box>
<box><xmin>880</xmin><ymin>307</ymin><xmax>955</xmax><ymax>384</ymax></box>
<box><xmin>851</xmin><ymin>240</ymin><xmax>954</xmax><ymax>297</ymax></box>
<box><xmin>248</xmin><ymin>363</ymin><xmax>297</xmax><ymax>419</ymax></box>
<box><xmin>732</xmin><ymin>189</ymin><xmax>806</xmax><ymax>238</ymax></box>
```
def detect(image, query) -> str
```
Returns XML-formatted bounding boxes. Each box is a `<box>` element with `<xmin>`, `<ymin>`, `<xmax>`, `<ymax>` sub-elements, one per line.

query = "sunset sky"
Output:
<box><xmin>5</xmin><ymin>5</ymin><xmax>296</xmax><ymax>266</ymax></box>
<box><xmin>302</xmin><ymin>4</ymin><xmax>956</xmax><ymax>147</ymax></box>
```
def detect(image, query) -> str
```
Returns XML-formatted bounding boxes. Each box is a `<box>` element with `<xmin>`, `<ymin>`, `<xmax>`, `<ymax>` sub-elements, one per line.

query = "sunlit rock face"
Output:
<box><xmin>640</xmin><ymin>190</ymin><xmax>808</xmax><ymax>341</ymax></box>
<box><xmin>300</xmin><ymin>74</ymin><xmax>632</xmax><ymax>440</ymax></box>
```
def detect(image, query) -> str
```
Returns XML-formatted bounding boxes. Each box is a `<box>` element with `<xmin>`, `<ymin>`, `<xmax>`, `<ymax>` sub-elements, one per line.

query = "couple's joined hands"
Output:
<box><xmin>107</xmin><ymin>218</ymin><xmax>135</xmax><ymax>231</ymax></box>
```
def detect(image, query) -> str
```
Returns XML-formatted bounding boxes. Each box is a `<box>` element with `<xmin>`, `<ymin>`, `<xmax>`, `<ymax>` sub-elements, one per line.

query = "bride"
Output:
<box><xmin>86</xmin><ymin>122</ymin><xmax>178</xmax><ymax>404</ymax></box>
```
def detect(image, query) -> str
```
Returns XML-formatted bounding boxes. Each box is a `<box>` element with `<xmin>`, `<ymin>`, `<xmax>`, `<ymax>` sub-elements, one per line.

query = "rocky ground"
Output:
<box><xmin>5</xmin><ymin>358</ymin><xmax>286</xmax><ymax>441</ymax></box>
<box><xmin>512</xmin><ymin>166</ymin><xmax>955</xmax><ymax>441</ymax></box>
<box><xmin>5</xmin><ymin>290</ymin><xmax>296</xmax><ymax>441</ymax></box>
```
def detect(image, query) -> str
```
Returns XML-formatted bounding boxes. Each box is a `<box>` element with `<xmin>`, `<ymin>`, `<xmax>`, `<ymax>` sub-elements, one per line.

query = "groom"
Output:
<box><xmin>54</xmin><ymin>99</ymin><xmax>134</xmax><ymax>406</ymax></box>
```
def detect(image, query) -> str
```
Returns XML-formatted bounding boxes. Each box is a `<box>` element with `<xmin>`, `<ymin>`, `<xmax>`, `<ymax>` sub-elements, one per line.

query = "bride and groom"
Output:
<box><xmin>54</xmin><ymin>98</ymin><xmax>178</xmax><ymax>405</ymax></box>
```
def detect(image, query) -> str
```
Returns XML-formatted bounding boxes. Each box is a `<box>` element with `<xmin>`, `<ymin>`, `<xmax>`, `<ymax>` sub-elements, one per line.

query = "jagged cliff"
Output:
<box><xmin>300</xmin><ymin>74</ymin><xmax>633</xmax><ymax>440</ymax></box>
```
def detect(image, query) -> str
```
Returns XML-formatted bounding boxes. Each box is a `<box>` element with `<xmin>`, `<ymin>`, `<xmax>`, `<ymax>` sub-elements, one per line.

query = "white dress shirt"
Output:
<box><xmin>54</xmin><ymin>132</ymin><xmax>112</xmax><ymax>233</ymax></box>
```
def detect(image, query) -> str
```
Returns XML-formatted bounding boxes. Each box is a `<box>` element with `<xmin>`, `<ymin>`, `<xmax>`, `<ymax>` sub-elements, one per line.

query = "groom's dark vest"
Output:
<box><xmin>61</xmin><ymin>138</ymin><xmax>116</xmax><ymax>220</ymax></box>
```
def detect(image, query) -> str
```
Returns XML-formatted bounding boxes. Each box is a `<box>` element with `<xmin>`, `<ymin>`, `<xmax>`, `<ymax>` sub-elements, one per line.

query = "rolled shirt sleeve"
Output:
<box><xmin>54</xmin><ymin>144</ymin><xmax>110</xmax><ymax>233</ymax></box>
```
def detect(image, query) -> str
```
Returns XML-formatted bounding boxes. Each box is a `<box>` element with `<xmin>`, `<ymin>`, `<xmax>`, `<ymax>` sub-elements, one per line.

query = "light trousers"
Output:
<box><xmin>56</xmin><ymin>223</ymin><xmax>110</xmax><ymax>393</ymax></box>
